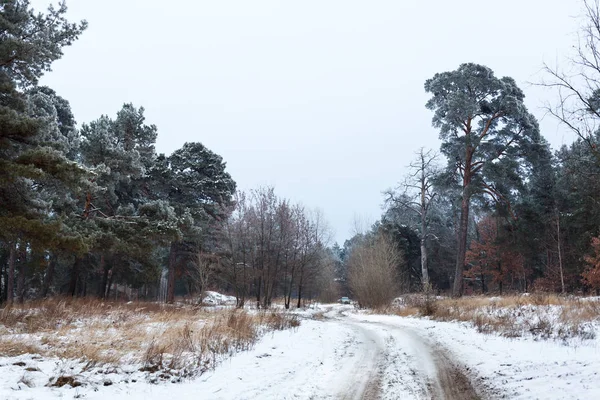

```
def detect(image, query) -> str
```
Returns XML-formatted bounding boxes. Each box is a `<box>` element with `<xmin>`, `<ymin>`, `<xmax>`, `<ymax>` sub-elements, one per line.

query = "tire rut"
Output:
<box><xmin>429</xmin><ymin>345</ymin><xmax>480</xmax><ymax>400</ymax></box>
<box><xmin>350</xmin><ymin>318</ymin><xmax>482</xmax><ymax>400</ymax></box>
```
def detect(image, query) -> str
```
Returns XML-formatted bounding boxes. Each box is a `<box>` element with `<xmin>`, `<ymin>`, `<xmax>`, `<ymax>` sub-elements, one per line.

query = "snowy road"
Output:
<box><xmin>329</xmin><ymin>307</ymin><xmax>481</xmax><ymax>400</ymax></box>
<box><xmin>342</xmin><ymin>319</ymin><xmax>480</xmax><ymax>400</ymax></box>
<box><xmin>123</xmin><ymin>305</ymin><xmax>483</xmax><ymax>400</ymax></box>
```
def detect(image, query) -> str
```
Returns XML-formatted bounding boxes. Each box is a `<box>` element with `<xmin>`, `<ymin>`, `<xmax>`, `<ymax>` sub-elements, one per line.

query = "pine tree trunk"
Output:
<box><xmin>17</xmin><ymin>260</ymin><xmax>26</xmax><ymax>304</ymax></box>
<box><xmin>481</xmin><ymin>272</ymin><xmax>486</xmax><ymax>294</ymax></box>
<box><xmin>0</xmin><ymin>257</ymin><xmax>5</xmax><ymax>302</ymax></box>
<box><xmin>105</xmin><ymin>270</ymin><xmax>113</xmax><ymax>299</ymax></box>
<box><xmin>166</xmin><ymin>242</ymin><xmax>177</xmax><ymax>303</ymax></box>
<box><xmin>16</xmin><ymin>244</ymin><xmax>26</xmax><ymax>304</ymax></box>
<box><xmin>453</xmin><ymin>188</ymin><xmax>471</xmax><ymax>297</ymax></box>
<box><xmin>40</xmin><ymin>255</ymin><xmax>56</xmax><ymax>298</ymax></box>
<box><xmin>99</xmin><ymin>255</ymin><xmax>109</xmax><ymax>298</ymax></box>
<box><xmin>82</xmin><ymin>275</ymin><xmax>87</xmax><ymax>297</ymax></box>
<box><xmin>69</xmin><ymin>258</ymin><xmax>81</xmax><ymax>297</ymax></box>
<box><xmin>6</xmin><ymin>243</ymin><xmax>16</xmax><ymax>304</ymax></box>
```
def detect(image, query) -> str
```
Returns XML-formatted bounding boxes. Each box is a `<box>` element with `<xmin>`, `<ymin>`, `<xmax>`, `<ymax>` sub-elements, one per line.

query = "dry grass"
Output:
<box><xmin>0</xmin><ymin>297</ymin><xmax>300</xmax><ymax>375</ymax></box>
<box><xmin>390</xmin><ymin>293</ymin><xmax>600</xmax><ymax>341</ymax></box>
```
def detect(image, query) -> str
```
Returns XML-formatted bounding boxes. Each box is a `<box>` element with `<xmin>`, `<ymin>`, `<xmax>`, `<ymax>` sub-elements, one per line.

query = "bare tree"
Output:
<box><xmin>225</xmin><ymin>191</ymin><xmax>263</xmax><ymax>308</ymax></box>
<box><xmin>315</xmin><ymin>251</ymin><xmax>340</xmax><ymax>303</ymax></box>
<box><xmin>541</xmin><ymin>0</ymin><xmax>600</xmax><ymax>162</ymax></box>
<box><xmin>385</xmin><ymin>148</ymin><xmax>439</xmax><ymax>291</ymax></box>
<box><xmin>225</xmin><ymin>188</ymin><xmax>331</xmax><ymax>309</ymax></box>
<box><xmin>347</xmin><ymin>234</ymin><xmax>402</xmax><ymax>308</ymax></box>
<box><xmin>191</xmin><ymin>252</ymin><xmax>215</xmax><ymax>303</ymax></box>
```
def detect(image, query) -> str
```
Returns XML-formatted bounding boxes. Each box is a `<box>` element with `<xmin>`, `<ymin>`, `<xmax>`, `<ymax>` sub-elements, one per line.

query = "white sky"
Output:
<box><xmin>33</xmin><ymin>0</ymin><xmax>582</xmax><ymax>244</ymax></box>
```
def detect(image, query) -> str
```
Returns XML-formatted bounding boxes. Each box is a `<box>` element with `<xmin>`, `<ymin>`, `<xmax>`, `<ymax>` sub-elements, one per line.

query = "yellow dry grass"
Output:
<box><xmin>390</xmin><ymin>293</ymin><xmax>600</xmax><ymax>340</ymax></box>
<box><xmin>0</xmin><ymin>297</ymin><xmax>299</xmax><ymax>372</ymax></box>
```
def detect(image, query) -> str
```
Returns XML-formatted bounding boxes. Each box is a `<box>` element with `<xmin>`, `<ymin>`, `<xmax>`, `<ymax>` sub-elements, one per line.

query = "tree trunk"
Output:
<box><xmin>255</xmin><ymin>277</ymin><xmax>262</xmax><ymax>309</ymax></box>
<box><xmin>285</xmin><ymin>279</ymin><xmax>293</xmax><ymax>310</ymax></box>
<box><xmin>481</xmin><ymin>272</ymin><xmax>486</xmax><ymax>294</ymax></box>
<box><xmin>40</xmin><ymin>255</ymin><xmax>56</xmax><ymax>298</ymax></box>
<box><xmin>239</xmin><ymin>256</ymin><xmax>247</xmax><ymax>308</ymax></box>
<box><xmin>16</xmin><ymin>244</ymin><xmax>26</xmax><ymax>304</ymax></box>
<box><xmin>556</xmin><ymin>211</ymin><xmax>565</xmax><ymax>294</ymax></box>
<box><xmin>297</xmin><ymin>277</ymin><xmax>303</xmax><ymax>309</ymax></box>
<box><xmin>420</xmin><ymin>153</ymin><xmax>430</xmax><ymax>291</ymax></box>
<box><xmin>6</xmin><ymin>243</ymin><xmax>16</xmax><ymax>304</ymax></box>
<box><xmin>105</xmin><ymin>270</ymin><xmax>113</xmax><ymax>299</ymax></box>
<box><xmin>453</xmin><ymin>192</ymin><xmax>471</xmax><ymax>297</ymax></box>
<box><xmin>17</xmin><ymin>261</ymin><xmax>26</xmax><ymax>304</ymax></box>
<box><xmin>420</xmin><ymin>237</ymin><xmax>429</xmax><ymax>290</ymax></box>
<box><xmin>1</xmin><ymin>255</ymin><xmax>5</xmax><ymax>302</ymax></box>
<box><xmin>167</xmin><ymin>242</ymin><xmax>177</xmax><ymax>304</ymax></box>
<box><xmin>99</xmin><ymin>255</ymin><xmax>109</xmax><ymax>298</ymax></box>
<box><xmin>69</xmin><ymin>258</ymin><xmax>81</xmax><ymax>297</ymax></box>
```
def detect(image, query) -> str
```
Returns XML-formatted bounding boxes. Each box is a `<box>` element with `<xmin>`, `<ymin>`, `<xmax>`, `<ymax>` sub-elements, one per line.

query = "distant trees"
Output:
<box><xmin>425</xmin><ymin>63</ymin><xmax>541</xmax><ymax>296</ymax></box>
<box><xmin>225</xmin><ymin>187</ymin><xmax>333</xmax><ymax>308</ymax></box>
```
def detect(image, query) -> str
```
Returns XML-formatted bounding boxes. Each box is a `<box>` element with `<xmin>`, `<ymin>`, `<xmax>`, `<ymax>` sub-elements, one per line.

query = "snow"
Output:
<box><xmin>0</xmin><ymin>316</ymin><xmax>378</xmax><ymax>399</ymax></box>
<box><xmin>351</xmin><ymin>313</ymin><xmax>600</xmax><ymax>399</ymax></box>
<box><xmin>2</xmin><ymin>303</ymin><xmax>600</xmax><ymax>399</ymax></box>
<box><xmin>202</xmin><ymin>291</ymin><xmax>236</xmax><ymax>305</ymax></box>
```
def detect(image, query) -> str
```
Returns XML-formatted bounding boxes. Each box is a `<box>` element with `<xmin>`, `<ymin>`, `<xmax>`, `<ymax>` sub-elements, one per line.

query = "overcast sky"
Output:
<box><xmin>32</xmin><ymin>0</ymin><xmax>582</xmax><ymax>244</ymax></box>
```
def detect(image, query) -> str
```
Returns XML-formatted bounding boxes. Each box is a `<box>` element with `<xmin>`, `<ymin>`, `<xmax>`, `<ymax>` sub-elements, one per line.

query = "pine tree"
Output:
<box><xmin>425</xmin><ymin>63</ymin><xmax>541</xmax><ymax>296</ymax></box>
<box><xmin>78</xmin><ymin>105</ymin><xmax>177</xmax><ymax>298</ymax></box>
<box><xmin>0</xmin><ymin>0</ymin><xmax>86</xmax><ymax>302</ymax></box>
<box><xmin>159</xmin><ymin>142</ymin><xmax>236</xmax><ymax>303</ymax></box>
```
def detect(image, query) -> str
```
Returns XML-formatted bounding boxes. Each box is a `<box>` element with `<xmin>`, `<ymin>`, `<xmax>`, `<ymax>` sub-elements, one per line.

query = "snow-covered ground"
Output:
<box><xmin>2</xmin><ymin>303</ymin><xmax>600</xmax><ymax>399</ymax></box>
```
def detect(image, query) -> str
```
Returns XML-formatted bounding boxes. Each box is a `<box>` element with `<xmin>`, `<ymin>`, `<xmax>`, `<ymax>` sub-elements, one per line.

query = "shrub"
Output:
<box><xmin>347</xmin><ymin>234</ymin><xmax>402</xmax><ymax>308</ymax></box>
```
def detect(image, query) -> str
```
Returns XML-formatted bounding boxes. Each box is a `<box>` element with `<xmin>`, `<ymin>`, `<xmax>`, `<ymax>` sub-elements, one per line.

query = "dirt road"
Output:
<box><xmin>327</xmin><ymin>307</ymin><xmax>482</xmax><ymax>399</ymax></box>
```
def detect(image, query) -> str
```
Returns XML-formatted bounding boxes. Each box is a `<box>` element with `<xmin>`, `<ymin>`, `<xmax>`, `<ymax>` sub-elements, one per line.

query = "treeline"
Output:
<box><xmin>0</xmin><ymin>1</ymin><xmax>336</xmax><ymax>306</ymax></box>
<box><xmin>367</xmin><ymin>125</ymin><xmax>600</xmax><ymax>296</ymax></box>
<box><xmin>10</xmin><ymin>0</ymin><xmax>600</xmax><ymax>306</ymax></box>
<box><xmin>337</xmin><ymin>70</ymin><xmax>600</xmax><ymax>297</ymax></box>
<box><xmin>338</xmin><ymin>1</ymin><xmax>600</xmax><ymax>297</ymax></box>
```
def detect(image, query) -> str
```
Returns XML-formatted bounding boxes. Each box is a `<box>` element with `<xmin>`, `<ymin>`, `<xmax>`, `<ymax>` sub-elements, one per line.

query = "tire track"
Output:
<box><xmin>337</xmin><ymin>314</ymin><xmax>482</xmax><ymax>400</ymax></box>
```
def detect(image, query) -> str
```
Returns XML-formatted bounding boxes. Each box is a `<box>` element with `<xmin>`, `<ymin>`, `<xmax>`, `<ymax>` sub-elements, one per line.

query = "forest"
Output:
<box><xmin>4</xmin><ymin>0</ymin><xmax>600</xmax><ymax>309</ymax></box>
